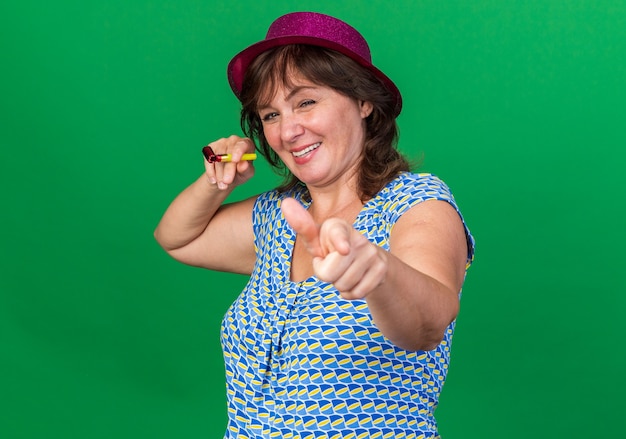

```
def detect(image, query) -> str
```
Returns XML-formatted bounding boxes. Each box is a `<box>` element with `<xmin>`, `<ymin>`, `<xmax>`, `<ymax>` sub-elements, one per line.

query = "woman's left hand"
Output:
<box><xmin>281</xmin><ymin>198</ymin><xmax>387</xmax><ymax>300</ymax></box>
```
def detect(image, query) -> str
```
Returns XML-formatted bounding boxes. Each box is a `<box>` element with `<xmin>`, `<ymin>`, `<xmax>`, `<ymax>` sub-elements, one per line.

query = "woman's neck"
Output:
<box><xmin>306</xmin><ymin>185</ymin><xmax>365</xmax><ymax>224</ymax></box>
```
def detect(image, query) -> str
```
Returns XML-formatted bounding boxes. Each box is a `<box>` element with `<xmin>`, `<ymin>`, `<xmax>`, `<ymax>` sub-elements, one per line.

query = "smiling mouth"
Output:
<box><xmin>292</xmin><ymin>142</ymin><xmax>321</xmax><ymax>158</ymax></box>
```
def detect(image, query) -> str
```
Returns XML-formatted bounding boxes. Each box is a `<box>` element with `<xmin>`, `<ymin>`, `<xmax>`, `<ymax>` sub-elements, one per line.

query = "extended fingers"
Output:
<box><xmin>319</xmin><ymin>218</ymin><xmax>351</xmax><ymax>255</ymax></box>
<box><xmin>282</xmin><ymin>200</ymin><xmax>388</xmax><ymax>298</ymax></box>
<box><xmin>314</xmin><ymin>234</ymin><xmax>387</xmax><ymax>299</ymax></box>
<box><xmin>281</xmin><ymin>198</ymin><xmax>323</xmax><ymax>258</ymax></box>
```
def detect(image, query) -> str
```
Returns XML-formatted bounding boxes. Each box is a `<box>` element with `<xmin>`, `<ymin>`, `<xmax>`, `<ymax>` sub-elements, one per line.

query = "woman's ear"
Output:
<box><xmin>360</xmin><ymin>100</ymin><xmax>374</xmax><ymax>118</ymax></box>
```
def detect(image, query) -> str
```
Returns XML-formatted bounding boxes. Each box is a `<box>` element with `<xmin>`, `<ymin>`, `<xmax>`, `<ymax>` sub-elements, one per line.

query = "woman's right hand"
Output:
<box><xmin>204</xmin><ymin>135</ymin><xmax>256</xmax><ymax>190</ymax></box>
<box><xmin>154</xmin><ymin>134</ymin><xmax>258</xmax><ymax>272</ymax></box>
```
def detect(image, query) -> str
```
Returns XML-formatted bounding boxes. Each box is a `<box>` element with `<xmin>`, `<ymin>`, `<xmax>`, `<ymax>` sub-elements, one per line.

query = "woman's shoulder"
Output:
<box><xmin>377</xmin><ymin>172</ymin><xmax>474</xmax><ymax>264</ymax></box>
<box><xmin>253</xmin><ymin>184</ymin><xmax>309</xmax><ymax>219</ymax></box>
<box><xmin>362</xmin><ymin>171</ymin><xmax>461</xmax><ymax>227</ymax></box>
<box><xmin>377</xmin><ymin>171</ymin><xmax>454</xmax><ymax>204</ymax></box>
<box><xmin>255</xmin><ymin>184</ymin><xmax>308</xmax><ymax>204</ymax></box>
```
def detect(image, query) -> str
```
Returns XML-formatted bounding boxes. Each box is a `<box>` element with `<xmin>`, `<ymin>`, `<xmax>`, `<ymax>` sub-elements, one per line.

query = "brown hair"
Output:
<box><xmin>239</xmin><ymin>45</ymin><xmax>411</xmax><ymax>201</ymax></box>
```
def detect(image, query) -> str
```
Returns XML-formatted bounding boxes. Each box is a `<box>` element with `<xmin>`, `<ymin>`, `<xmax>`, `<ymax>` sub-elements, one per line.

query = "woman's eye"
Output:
<box><xmin>261</xmin><ymin>112</ymin><xmax>278</xmax><ymax>122</ymax></box>
<box><xmin>300</xmin><ymin>99</ymin><xmax>315</xmax><ymax>107</ymax></box>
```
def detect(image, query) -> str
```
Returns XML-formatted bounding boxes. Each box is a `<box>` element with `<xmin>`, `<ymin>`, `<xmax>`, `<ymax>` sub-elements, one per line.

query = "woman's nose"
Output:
<box><xmin>280</xmin><ymin>113</ymin><xmax>304</xmax><ymax>142</ymax></box>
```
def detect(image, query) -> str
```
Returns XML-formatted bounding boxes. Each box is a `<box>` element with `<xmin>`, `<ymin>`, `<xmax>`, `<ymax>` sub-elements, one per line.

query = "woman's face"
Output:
<box><xmin>258</xmin><ymin>75</ymin><xmax>373</xmax><ymax>190</ymax></box>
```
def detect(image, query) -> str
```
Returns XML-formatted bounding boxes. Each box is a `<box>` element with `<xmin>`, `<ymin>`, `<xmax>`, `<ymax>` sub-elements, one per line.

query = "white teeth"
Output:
<box><xmin>292</xmin><ymin>142</ymin><xmax>320</xmax><ymax>158</ymax></box>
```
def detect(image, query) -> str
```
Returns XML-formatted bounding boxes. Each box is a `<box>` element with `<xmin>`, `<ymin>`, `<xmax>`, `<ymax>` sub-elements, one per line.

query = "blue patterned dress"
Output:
<box><xmin>220</xmin><ymin>172</ymin><xmax>475</xmax><ymax>439</ymax></box>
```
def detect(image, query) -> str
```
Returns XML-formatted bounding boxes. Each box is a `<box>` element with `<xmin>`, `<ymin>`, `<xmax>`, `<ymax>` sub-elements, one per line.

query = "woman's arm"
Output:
<box><xmin>366</xmin><ymin>199</ymin><xmax>468</xmax><ymax>351</ymax></box>
<box><xmin>154</xmin><ymin>136</ymin><xmax>257</xmax><ymax>274</ymax></box>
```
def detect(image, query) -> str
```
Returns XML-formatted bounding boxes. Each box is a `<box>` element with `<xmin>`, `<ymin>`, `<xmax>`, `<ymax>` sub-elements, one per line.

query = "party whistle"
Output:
<box><xmin>202</xmin><ymin>145</ymin><xmax>257</xmax><ymax>164</ymax></box>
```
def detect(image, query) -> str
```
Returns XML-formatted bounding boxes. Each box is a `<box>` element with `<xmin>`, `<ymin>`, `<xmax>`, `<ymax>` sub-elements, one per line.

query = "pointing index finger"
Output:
<box><xmin>281</xmin><ymin>198</ymin><xmax>324</xmax><ymax>258</ymax></box>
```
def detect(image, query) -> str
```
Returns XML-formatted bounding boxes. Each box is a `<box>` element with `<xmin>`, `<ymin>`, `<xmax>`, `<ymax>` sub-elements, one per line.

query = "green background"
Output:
<box><xmin>1</xmin><ymin>1</ymin><xmax>624</xmax><ymax>437</ymax></box>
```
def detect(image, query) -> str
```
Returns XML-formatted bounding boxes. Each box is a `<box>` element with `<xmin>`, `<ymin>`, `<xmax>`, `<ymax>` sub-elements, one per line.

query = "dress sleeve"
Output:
<box><xmin>251</xmin><ymin>190</ymin><xmax>280</xmax><ymax>256</ymax></box>
<box><xmin>251</xmin><ymin>187</ymin><xmax>306</xmax><ymax>260</ymax></box>
<box><xmin>384</xmin><ymin>173</ymin><xmax>475</xmax><ymax>266</ymax></box>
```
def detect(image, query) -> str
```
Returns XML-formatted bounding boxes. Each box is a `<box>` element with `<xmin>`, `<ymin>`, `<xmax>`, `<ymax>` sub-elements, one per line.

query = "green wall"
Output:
<box><xmin>1</xmin><ymin>1</ymin><xmax>624</xmax><ymax>437</ymax></box>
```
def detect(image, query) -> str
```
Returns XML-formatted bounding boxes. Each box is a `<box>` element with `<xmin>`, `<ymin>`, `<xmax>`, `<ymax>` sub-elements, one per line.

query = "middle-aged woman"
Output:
<box><xmin>155</xmin><ymin>11</ymin><xmax>475</xmax><ymax>438</ymax></box>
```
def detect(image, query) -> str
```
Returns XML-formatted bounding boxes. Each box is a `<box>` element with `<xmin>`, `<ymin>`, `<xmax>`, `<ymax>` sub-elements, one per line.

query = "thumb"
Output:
<box><xmin>281</xmin><ymin>198</ymin><xmax>323</xmax><ymax>258</ymax></box>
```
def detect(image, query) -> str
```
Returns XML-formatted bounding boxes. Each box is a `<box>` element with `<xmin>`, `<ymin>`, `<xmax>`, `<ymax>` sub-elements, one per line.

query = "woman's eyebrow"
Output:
<box><xmin>285</xmin><ymin>85</ymin><xmax>317</xmax><ymax>100</ymax></box>
<box><xmin>257</xmin><ymin>85</ymin><xmax>318</xmax><ymax>112</ymax></box>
